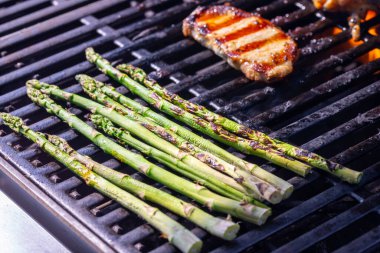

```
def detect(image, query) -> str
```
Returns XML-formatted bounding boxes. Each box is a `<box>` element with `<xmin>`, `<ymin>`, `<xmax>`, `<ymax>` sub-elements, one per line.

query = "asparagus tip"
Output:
<box><xmin>26</xmin><ymin>79</ymin><xmax>40</xmax><ymax>88</ymax></box>
<box><xmin>47</xmin><ymin>134</ymin><xmax>75</xmax><ymax>154</ymax></box>
<box><xmin>85</xmin><ymin>47</ymin><xmax>98</xmax><ymax>63</ymax></box>
<box><xmin>27</xmin><ymin>79</ymin><xmax>58</xmax><ymax>93</ymax></box>
<box><xmin>26</xmin><ymin>84</ymin><xmax>42</xmax><ymax>102</ymax></box>
<box><xmin>76</xmin><ymin>74</ymin><xmax>105</xmax><ymax>93</ymax></box>
<box><xmin>75</xmin><ymin>74</ymin><xmax>84</xmax><ymax>81</ymax></box>
<box><xmin>0</xmin><ymin>113</ymin><xmax>26</xmax><ymax>133</ymax></box>
<box><xmin>75</xmin><ymin>74</ymin><xmax>91</xmax><ymax>84</ymax></box>
<box><xmin>116</xmin><ymin>63</ymin><xmax>147</xmax><ymax>83</ymax></box>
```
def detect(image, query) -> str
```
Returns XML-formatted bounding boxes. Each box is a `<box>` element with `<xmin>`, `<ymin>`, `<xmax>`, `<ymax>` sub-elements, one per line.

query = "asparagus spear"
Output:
<box><xmin>26</xmin><ymin>84</ymin><xmax>271</xmax><ymax>224</ymax></box>
<box><xmin>85</xmin><ymin>48</ymin><xmax>311</xmax><ymax>176</ymax></box>
<box><xmin>47</xmin><ymin>133</ymin><xmax>240</xmax><ymax>240</ymax></box>
<box><xmin>29</xmin><ymin>80</ymin><xmax>274</xmax><ymax>204</ymax></box>
<box><xmin>73</xmin><ymin>71</ymin><xmax>293</xmax><ymax>199</ymax></box>
<box><xmin>117</xmin><ymin>64</ymin><xmax>363</xmax><ymax>184</ymax></box>
<box><xmin>90</xmin><ymin>113</ymin><xmax>270</xmax><ymax>208</ymax></box>
<box><xmin>0</xmin><ymin>113</ymin><xmax>202</xmax><ymax>253</ymax></box>
<box><xmin>29</xmin><ymin>77</ymin><xmax>273</xmax><ymax>205</ymax></box>
<box><xmin>77</xmin><ymin>74</ymin><xmax>281</xmax><ymax>204</ymax></box>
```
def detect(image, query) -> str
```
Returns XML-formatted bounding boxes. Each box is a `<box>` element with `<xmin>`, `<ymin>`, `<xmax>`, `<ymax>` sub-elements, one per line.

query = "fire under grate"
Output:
<box><xmin>0</xmin><ymin>0</ymin><xmax>379</xmax><ymax>252</ymax></box>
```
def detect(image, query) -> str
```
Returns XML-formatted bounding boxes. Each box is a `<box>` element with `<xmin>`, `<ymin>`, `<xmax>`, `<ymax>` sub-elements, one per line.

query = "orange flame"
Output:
<box><xmin>366</xmin><ymin>10</ymin><xmax>380</xmax><ymax>63</ymax></box>
<box><xmin>326</xmin><ymin>10</ymin><xmax>380</xmax><ymax>63</ymax></box>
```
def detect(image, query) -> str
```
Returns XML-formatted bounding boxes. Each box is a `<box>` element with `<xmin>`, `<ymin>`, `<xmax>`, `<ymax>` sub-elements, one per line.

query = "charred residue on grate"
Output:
<box><xmin>0</xmin><ymin>0</ymin><xmax>379</xmax><ymax>252</ymax></box>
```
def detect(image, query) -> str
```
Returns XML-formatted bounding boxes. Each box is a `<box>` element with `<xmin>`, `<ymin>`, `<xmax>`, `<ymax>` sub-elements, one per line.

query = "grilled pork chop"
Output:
<box><xmin>183</xmin><ymin>5</ymin><xmax>298</xmax><ymax>82</ymax></box>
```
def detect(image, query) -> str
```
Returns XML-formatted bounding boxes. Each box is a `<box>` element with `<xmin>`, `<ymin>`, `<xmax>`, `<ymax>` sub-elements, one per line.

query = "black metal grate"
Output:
<box><xmin>0</xmin><ymin>0</ymin><xmax>379</xmax><ymax>252</ymax></box>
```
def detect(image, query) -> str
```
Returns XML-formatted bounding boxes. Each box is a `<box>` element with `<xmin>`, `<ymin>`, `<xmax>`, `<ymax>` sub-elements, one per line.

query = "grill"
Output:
<box><xmin>0</xmin><ymin>0</ymin><xmax>379</xmax><ymax>252</ymax></box>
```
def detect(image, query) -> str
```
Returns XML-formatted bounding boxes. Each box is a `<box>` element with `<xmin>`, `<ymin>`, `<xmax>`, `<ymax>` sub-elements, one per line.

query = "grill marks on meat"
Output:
<box><xmin>183</xmin><ymin>6</ymin><xmax>298</xmax><ymax>82</ymax></box>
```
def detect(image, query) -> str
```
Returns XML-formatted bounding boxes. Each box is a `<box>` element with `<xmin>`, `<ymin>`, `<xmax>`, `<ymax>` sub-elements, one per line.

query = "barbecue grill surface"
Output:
<box><xmin>0</xmin><ymin>0</ymin><xmax>379</xmax><ymax>252</ymax></box>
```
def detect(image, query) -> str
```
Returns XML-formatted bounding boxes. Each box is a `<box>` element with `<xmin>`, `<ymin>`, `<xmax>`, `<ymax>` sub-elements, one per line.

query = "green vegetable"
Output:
<box><xmin>77</xmin><ymin>74</ymin><xmax>281</xmax><ymax>204</ymax></box>
<box><xmin>90</xmin><ymin>113</ymin><xmax>270</xmax><ymax>208</ymax></box>
<box><xmin>47</xmin><ymin>133</ymin><xmax>239</xmax><ymax>240</ymax></box>
<box><xmin>84</xmin><ymin>48</ymin><xmax>294</xmax><ymax>198</ymax></box>
<box><xmin>117</xmin><ymin>63</ymin><xmax>363</xmax><ymax>184</ymax></box>
<box><xmin>26</xmin><ymin>83</ymin><xmax>271</xmax><ymax>225</ymax></box>
<box><xmin>0</xmin><ymin>112</ymin><xmax>202</xmax><ymax>253</ymax></box>
<box><xmin>86</xmin><ymin>48</ymin><xmax>311</xmax><ymax>176</ymax></box>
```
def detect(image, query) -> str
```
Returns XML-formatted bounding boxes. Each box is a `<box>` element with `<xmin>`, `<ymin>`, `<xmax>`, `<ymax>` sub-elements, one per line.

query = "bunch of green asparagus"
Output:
<box><xmin>2</xmin><ymin>46</ymin><xmax>363</xmax><ymax>252</ymax></box>
<box><xmin>84</xmin><ymin>47</ymin><xmax>362</xmax><ymax>184</ymax></box>
<box><xmin>19</xmin><ymin>82</ymin><xmax>277</xmax><ymax>252</ymax></box>
<box><xmin>0</xmin><ymin>113</ymin><xmax>242</xmax><ymax>253</ymax></box>
<box><xmin>28</xmin><ymin>79</ymin><xmax>277</xmax><ymax>206</ymax></box>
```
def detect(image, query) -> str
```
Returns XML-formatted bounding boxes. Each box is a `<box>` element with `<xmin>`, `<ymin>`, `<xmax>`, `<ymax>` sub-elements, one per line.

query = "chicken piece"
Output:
<box><xmin>313</xmin><ymin>0</ymin><xmax>380</xmax><ymax>40</ymax></box>
<box><xmin>183</xmin><ymin>5</ymin><xmax>298</xmax><ymax>82</ymax></box>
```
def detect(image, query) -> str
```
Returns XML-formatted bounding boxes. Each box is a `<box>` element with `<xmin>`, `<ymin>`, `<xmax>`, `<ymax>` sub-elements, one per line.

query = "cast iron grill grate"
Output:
<box><xmin>0</xmin><ymin>0</ymin><xmax>379</xmax><ymax>252</ymax></box>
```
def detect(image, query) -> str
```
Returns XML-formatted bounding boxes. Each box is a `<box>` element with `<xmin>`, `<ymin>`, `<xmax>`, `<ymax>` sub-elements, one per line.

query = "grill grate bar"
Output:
<box><xmin>272</xmin><ymin>80</ymin><xmax>380</xmax><ymax>139</ymax></box>
<box><xmin>118</xmin><ymin>224</ymin><xmax>155</xmax><ymax>246</ymax></box>
<box><xmin>255</xmin><ymin>0</ymin><xmax>298</xmax><ymax>17</ymax></box>
<box><xmin>301</xmin><ymin>105</ymin><xmax>380</xmax><ymax>151</ymax></box>
<box><xmin>0</xmin><ymin>0</ymin><xmax>122</xmax><ymax>51</ymax></box>
<box><xmin>0</xmin><ymin>0</ymin><xmax>50</xmax><ymax>21</ymax></box>
<box><xmin>189</xmin><ymin>77</ymin><xmax>250</xmax><ymax>105</ymax></box>
<box><xmin>0</xmin><ymin>24</ymin><xmax>181</xmax><ymax>107</ymax></box>
<box><xmin>301</xmin><ymin>36</ymin><xmax>380</xmax><ymax>84</ymax></box>
<box><xmin>333</xmin><ymin>132</ymin><xmax>380</xmax><ymax>165</ymax></box>
<box><xmin>290</xmin><ymin>18</ymin><xmax>333</xmax><ymax>41</ymax></box>
<box><xmin>301</xmin><ymin>15</ymin><xmax>380</xmax><ymax>57</ymax></box>
<box><xmin>0</xmin><ymin>7</ymin><xmax>187</xmax><ymax>87</ymax></box>
<box><xmin>273</xmin><ymin>193</ymin><xmax>380</xmax><ymax>253</ymax></box>
<box><xmin>248</xmin><ymin>59</ymin><xmax>380</xmax><ymax>127</ymax></box>
<box><xmin>269</xmin><ymin>0</ymin><xmax>316</xmax><ymax>28</ymax></box>
<box><xmin>215</xmin><ymin>87</ymin><xmax>275</xmax><ymax>115</ymax></box>
<box><xmin>96</xmin><ymin>207</ymin><xmax>129</xmax><ymax>226</ymax></box>
<box><xmin>0</xmin><ymin>5</ymin><xmax>143</xmax><ymax>68</ymax></box>
<box><xmin>0</xmin><ymin>0</ymin><xmax>89</xmax><ymax>36</ymax></box>
<box><xmin>37</xmin><ymin>161</ymin><xmax>61</xmax><ymax>175</ymax></box>
<box><xmin>333</xmin><ymin>224</ymin><xmax>380</xmax><ymax>253</ymax></box>
<box><xmin>301</xmin><ymin>30</ymin><xmax>351</xmax><ymax>56</ymax></box>
<box><xmin>18</xmin><ymin>147</ymin><xmax>41</xmax><ymax>160</ymax></box>
<box><xmin>167</xmin><ymin>62</ymin><xmax>231</xmax><ymax>93</ymax></box>
<box><xmin>129</xmin><ymin>39</ymin><xmax>195</xmax><ymax>68</ymax></box>
<box><xmin>149</xmin><ymin>50</ymin><xmax>215</xmax><ymax>80</ymax></box>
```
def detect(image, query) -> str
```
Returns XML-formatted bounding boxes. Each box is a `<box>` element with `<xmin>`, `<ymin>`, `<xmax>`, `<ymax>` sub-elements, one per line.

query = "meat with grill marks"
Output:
<box><xmin>182</xmin><ymin>5</ymin><xmax>298</xmax><ymax>82</ymax></box>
